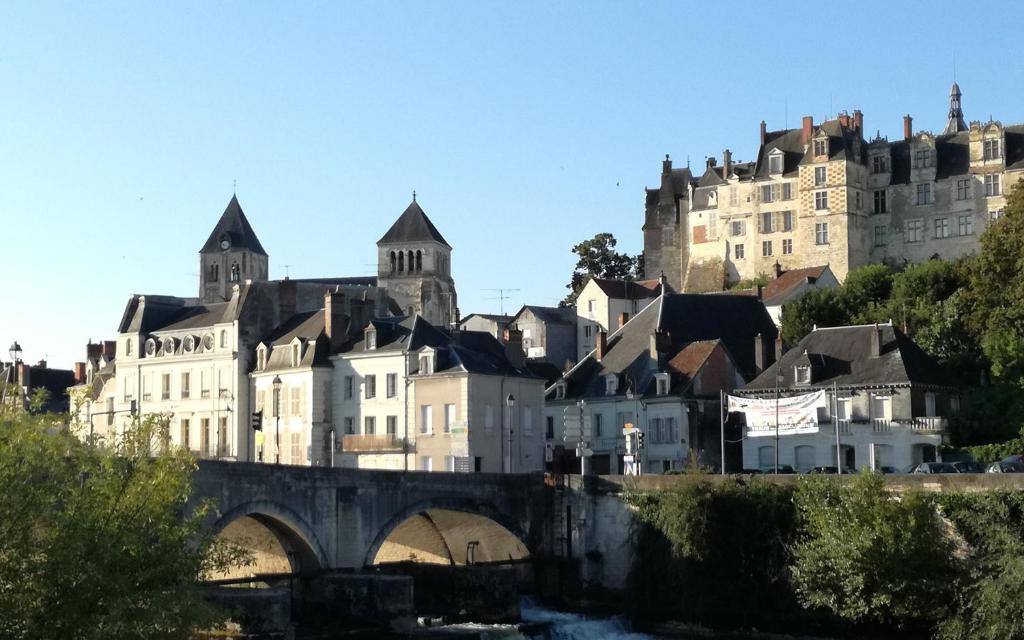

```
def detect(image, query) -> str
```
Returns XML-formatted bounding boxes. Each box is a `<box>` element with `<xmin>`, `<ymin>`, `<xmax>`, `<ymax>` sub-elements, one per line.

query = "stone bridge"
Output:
<box><xmin>190</xmin><ymin>461</ymin><xmax>552</xmax><ymax>575</ymax></box>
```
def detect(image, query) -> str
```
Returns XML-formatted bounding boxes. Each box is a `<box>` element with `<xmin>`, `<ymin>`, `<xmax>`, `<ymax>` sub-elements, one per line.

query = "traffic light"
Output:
<box><xmin>637</xmin><ymin>431</ymin><xmax>646</xmax><ymax>449</ymax></box>
<box><xmin>251</xmin><ymin>411</ymin><xmax>263</xmax><ymax>432</ymax></box>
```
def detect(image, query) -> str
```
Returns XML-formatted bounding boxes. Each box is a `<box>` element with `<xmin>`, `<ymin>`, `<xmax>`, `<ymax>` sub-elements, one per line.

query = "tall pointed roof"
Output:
<box><xmin>377</xmin><ymin>197</ymin><xmax>451</xmax><ymax>248</ymax></box>
<box><xmin>943</xmin><ymin>81</ymin><xmax>967</xmax><ymax>135</ymax></box>
<box><xmin>199</xmin><ymin>195</ymin><xmax>268</xmax><ymax>255</ymax></box>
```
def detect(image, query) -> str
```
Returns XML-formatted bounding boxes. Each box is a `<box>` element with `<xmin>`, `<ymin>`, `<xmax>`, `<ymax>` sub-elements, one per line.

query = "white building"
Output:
<box><xmin>733</xmin><ymin>323</ymin><xmax>957</xmax><ymax>472</ymax></box>
<box><xmin>575</xmin><ymin>277</ymin><xmax>665</xmax><ymax>361</ymax></box>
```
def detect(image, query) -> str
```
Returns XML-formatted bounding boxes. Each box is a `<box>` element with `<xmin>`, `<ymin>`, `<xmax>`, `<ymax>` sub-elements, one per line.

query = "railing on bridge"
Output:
<box><xmin>341</xmin><ymin>434</ymin><xmax>406</xmax><ymax>452</ymax></box>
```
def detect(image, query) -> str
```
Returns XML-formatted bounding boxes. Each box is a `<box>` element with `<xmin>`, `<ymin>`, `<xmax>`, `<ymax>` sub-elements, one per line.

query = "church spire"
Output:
<box><xmin>943</xmin><ymin>82</ymin><xmax>967</xmax><ymax>135</ymax></box>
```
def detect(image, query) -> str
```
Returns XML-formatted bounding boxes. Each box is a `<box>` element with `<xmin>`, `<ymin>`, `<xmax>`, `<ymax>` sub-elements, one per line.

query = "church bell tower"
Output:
<box><xmin>199</xmin><ymin>195</ymin><xmax>269</xmax><ymax>303</ymax></box>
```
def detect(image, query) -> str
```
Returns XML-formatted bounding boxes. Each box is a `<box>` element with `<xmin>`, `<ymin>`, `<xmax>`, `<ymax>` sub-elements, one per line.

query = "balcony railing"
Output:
<box><xmin>910</xmin><ymin>417</ymin><xmax>947</xmax><ymax>432</ymax></box>
<box><xmin>872</xmin><ymin>418</ymin><xmax>892</xmax><ymax>433</ymax></box>
<box><xmin>836</xmin><ymin>419</ymin><xmax>852</xmax><ymax>434</ymax></box>
<box><xmin>341</xmin><ymin>434</ymin><xmax>406</xmax><ymax>452</ymax></box>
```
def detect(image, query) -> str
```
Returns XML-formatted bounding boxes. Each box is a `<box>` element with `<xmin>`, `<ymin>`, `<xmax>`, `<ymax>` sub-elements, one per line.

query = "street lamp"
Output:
<box><xmin>272</xmin><ymin>375</ymin><xmax>283</xmax><ymax>464</ymax></box>
<box><xmin>774</xmin><ymin>371</ymin><xmax>784</xmax><ymax>474</ymax></box>
<box><xmin>9</xmin><ymin>342</ymin><xmax>22</xmax><ymax>363</ymax></box>
<box><xmin>505</xmin><ymin>393</ymin><xmax>515</xmax><ymax>473</ymax></box>
<box><xmin>2</xmin><ymin>342</ymin><xmax>23</xmax><ymax>407</ymax></box>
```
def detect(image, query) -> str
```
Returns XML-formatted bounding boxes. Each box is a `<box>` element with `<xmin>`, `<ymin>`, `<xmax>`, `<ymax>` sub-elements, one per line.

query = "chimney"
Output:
<box><xmin>595</xmin><ymin>330</ymin><xmax>608</xmax><ymax>361</ymax></box>
<box><xmin>871</xmin><ymin>323</ymin><xmax>882</xmax><ymax>357</ymax></box>
<box><xmin>279</xmin><ymin>278</ymin><xmax>297</xmax><ymax>321</ymax></box>
<box><xmin>722</xmin><ymin>149</ymin><xmax>732</xmax><ymax>177</ymax></box>
<box><xmin>649</xmin><ymin>329</ymin><xmax>671</xmax><ymax>364</ymax></box>
<box><xmin>504</xmin><ymin>327</ymin><xmax>525</xmax><ymax>367</ymax></box>
<box><xmin>618</xmin><ymin>312</ymin><xmax>630</xmax><ymax>329</ymax></box>
<box><xmin>662</xmin><ymin>154</ymin><xmax>672</xmax><ymax>175</ymax></box>
<box><xmin>837</xmin><ymin>111</ymin><xmax>850</xmax><ymax>129</ymax></box>
<box><xmin>853</xmin><ymin>109</ymin><xmax>863</xmax><ymax>134</ymax></box>
<box><xmin>754</xmin><ymin>333</ymin><xmax>766</xmax><ymax>374</ymax></box>
<box><xmin>324</xmin><ymin>289</ymin><xmax>348</xmax><ymax>342</ymax></box>
<box><xmin>773</xmin><ymin>261</ymin><xmax>783</xmax><ymax>279</ymax></box>
<box><xmin>903</xmin><ymin>114</ymin><xmax>913</xmax><ymax>140</ymax></box>
<box><xmin>760</xmin><ymin>120</ymin><xmax>767</xmax><ymax>145</ymax></box>
<box><xmin>801</xmin><ymin>115</ymin><xmax>814</xmax><ymax>144</ymax></box>
<box><xmin>705</xmin><ymin>156</ymin><xmax>717</xmax><ymax>170</ymax></box>
<box><xmin>73</xmin><ymin>362</ymin><xmax>86</xmax><ymax>384</ymax></box>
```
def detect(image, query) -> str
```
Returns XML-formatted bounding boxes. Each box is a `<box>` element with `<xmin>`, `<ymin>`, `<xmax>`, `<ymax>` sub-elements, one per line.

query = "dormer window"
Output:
<box><xmin>555</xmin><ymin>382</ymin><xmax>567</xmax><ymax>400</ymax></box>
<box><xmin>257</xmin><ymin>346</ymin><xmax>266</xmax><ymax>371</ymax></box>
<box><xmin>605</xmin><ymin>375</ymin><xmax>618</xmax><ymax>396</ymax></box>
<box><xmin>291</xmin><ymin>343</ymin><xmax>300</xmax><ymax>367</ymax></box>
<box><xmin>768</xmin><ymin>151</ymin><xmax>783</xmax><ymax>175</ymax></box>
<box><xmin>366</xmin><ymin>329</ymin><xmax>377</xmax><ymax>350</ymax></box>
<box><xmin>655</xmin><ymin>373</ymin><xmax>670</xmax><ymax>396</ymax></box>
<box><xmin>125</xmin><ymin>339</ymin><xmax>133</xmax><ymax>357</ymax></box>
<box><xmin>795</xmin><ymin>366</ymin><xmax>811</xmax><ymax>384</ymax></box>
<box><xmin>814</xmin><ymin>138</ymin><xmax>828</xmax><ymax>157</ymax></box>
<box><xmin>419</xmin><ymin>352</ymin><xmax>434</xmax><ymax>375</ymax></box>
<box><xmin>983</xmin><ymin>138</ymin><xmax>1001</xmax><ymax>161</ymax></box>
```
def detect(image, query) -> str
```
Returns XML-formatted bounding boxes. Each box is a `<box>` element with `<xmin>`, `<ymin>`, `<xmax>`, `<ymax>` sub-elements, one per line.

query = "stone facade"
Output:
<box><xmin>645</xmin><ymin>85</ymin><xmax>1024</xmax><ymax>290</ymax></box>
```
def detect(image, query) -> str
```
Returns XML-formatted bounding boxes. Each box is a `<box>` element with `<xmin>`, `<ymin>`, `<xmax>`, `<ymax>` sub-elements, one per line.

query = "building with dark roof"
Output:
<box><xmin>574</xmin><ymin>276</ymin><xmax>669</xmax><ymax>361</ymax></box>
<box><xmin>544</xmin><ymin>291</ymin><xmax>778</xmax><ymax>474</ymax></box>
<box><xmin>509</xmin><ymin>305</ymin><xmax>577</xmax><ymax>370</ymax></box>
<box><xmin>645</xmin><ymin>84</ymin><xmax>1023</xmax><ymax>292</ymax></box>
<box><xmin>733</xmin><ymin>323</ymin><xmax>958</xmax><ymax>472</ymax></box>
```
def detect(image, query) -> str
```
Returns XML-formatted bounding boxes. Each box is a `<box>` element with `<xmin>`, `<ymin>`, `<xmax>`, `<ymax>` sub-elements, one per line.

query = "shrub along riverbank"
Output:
<box><xmin>625</xmin><ymin>474</ymin><xmax>1024</xmax><ymax>640</ymax></box>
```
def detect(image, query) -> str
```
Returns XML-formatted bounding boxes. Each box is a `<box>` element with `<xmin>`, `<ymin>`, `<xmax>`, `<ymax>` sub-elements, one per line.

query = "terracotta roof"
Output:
<box><xmin>666</xmin><ymin>340</ymin><xmax>719</xmax><ymax>379</ymax></box>
<box><xmin>762</xmin><ymin>266</ymin><xmax>829</xmax><ymax>305</ymax></box>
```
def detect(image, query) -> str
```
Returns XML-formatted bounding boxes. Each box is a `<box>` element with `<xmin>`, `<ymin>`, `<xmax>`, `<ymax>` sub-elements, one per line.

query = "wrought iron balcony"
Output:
<box><xmin>341</xmin><ymin>434</ymin><xmax>406</xmax><ymax>452</ymax></box>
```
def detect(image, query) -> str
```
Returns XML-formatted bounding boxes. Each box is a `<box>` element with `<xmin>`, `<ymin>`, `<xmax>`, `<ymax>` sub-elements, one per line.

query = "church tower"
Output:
<box><xmin>943</xmin><ymin>82</ymin><xmax>968</xmax><ymax>135</ymax></box>
<box><xmin>199</xmin><ymin>195</ymin><xmax>269</xmax><ymax>303</ymax></box>
<box><xmin>376</xmin><ymin>195</ymin><xmax>457</xmax><ymax>327</ymax></box>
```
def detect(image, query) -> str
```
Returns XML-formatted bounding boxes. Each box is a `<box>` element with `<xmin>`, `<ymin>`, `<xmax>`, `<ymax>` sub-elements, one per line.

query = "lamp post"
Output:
<box><xmin>505</xmin><ymin>393</ymin><xmax>515</xmax><ymax>473</ymax></box>
<box><xmin>774</xmin><ymin>371</ymin><xmax>784</xmax><ymax>474</ymax></box>
<box><xmin>272</xmin><ymin>375</ymin><xmax>282</xmax><ymax>464</ymax></box>
<box><xmin>2</xmin><ymin>341</ymin><xmax>22</xmax><ymax>407</ymax></box>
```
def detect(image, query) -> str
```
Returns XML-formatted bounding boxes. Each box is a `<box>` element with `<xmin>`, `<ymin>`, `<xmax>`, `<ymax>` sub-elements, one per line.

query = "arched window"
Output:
<box><xmin>210</xmin><ymin>263</ymin><xmax>219</xmax><ymax>282</ymax></box>
<box><xmin>407</xmin><ymin>251</ymin><xmax>414</xmax><ymax>274</ymax></box>
<box><xmin>398</xmin><ymin>251</ymin><xmax>404</xmax><ymax>272</ymax></box>
<box><xmin>242</xmin><ymin>253</ymin><xmax>247</xmax><ymax>272</ymax></box>
<box><xmin>416</xmin><ymin>250</ymin><xmax>422</xmax><ymax>272</ymax></box>
<box><xmin>230</xmin><ymin>263</ymin><xmax>240</xmax><ymax>282</ymax></box>
<box><xmin>125</xmin><ymin>339</ymin><xmax>133</xmax><ymax>356</ymax></box>
<box><xmin>390</xmin><ymin>251</ymin><xmax>396</xmax><ymax>273</ymax></box>
<box><xmin>219</xmin><ymin>330</ymin><xmax>227</xmax><ymax>348</ymax></box>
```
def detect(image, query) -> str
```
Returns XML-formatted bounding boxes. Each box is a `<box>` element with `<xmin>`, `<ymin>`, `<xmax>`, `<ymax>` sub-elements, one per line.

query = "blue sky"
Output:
<box><xmin>3</xmin><ymin>1</ymin><xmax>1023</xmax><ymax>368</ymax></box>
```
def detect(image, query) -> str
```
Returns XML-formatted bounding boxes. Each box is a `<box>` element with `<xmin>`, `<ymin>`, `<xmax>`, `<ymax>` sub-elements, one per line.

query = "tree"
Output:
<box><xmin>779</xmin><ymin>288</ymin><xmax>849</xmax><ymax>345</ymax></box>
<box><xmin>0</xmin><ymin>407</ymin><xmax>249</xmax><ymax>639</ymax></box>
<box><xmin>791</xmin><ymin>474</ymin><xmax>957</xmax><ymax>629</ymax></box>
<box><xmin>561</xmin><ymin>232</ymin><xmax>640</xmax><ymax>306</ymax></box>
<box><xmin>842</xmin><ymin>263</ymin><xmax>893</xmax><ymax>324</ymax></box>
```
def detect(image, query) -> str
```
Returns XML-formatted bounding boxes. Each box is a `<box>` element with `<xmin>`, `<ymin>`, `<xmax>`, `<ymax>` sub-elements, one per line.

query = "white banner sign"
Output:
<box><xmin>728</xmin><ymin>390</ymin><xmax>824</xmax><ymax>437</ymax></box>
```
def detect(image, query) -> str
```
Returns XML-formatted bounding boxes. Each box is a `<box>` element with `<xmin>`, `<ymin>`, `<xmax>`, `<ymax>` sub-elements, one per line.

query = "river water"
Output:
<box><xmin>436</xmin><ymin>597</ymin><xmax>658</xmax><ymax>639</ymax></box>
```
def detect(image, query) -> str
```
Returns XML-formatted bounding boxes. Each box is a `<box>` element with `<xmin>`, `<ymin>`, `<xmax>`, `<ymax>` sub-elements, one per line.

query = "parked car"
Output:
<box><xmin>759</xmin><ymin>465</ymin><xmax>796</xmax><ymax>474</ymax></box>
<box><xmin>910</xmin><ymin>462</ymin><xmax>959</xmax><ymax>474</ymax></box>
<box><xmin>806</xmin><ymin>466</ymin><xmax>856</xmax><ymax>475</ymax></box>
<box><xmin>952</xmin><ymin>461</ymin><xmax>986</xmax><ymax>474</ymax></box>
<box><xmin>986</xmin><ymin>460</ymin><xmax>1024</xmax><ymax>474</ymax></box>
<box><xmin>877</xmin><ymin>466</ymin><xmax>900</xmax><ymax>474</ymax></box>
<box><xmin>738</xmin><ymin>468</ymin><xmax>762</xmax><ymax>475</ymax></box>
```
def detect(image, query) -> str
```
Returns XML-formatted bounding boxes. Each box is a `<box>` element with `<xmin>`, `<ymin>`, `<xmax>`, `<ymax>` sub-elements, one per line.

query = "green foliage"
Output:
<box><xmin>561</xmin><ymin>233</ymin><xmax>641</xmax><ymax>306</ymax></box>
<box><xmin>959</xmin><ymin>427</ymin><xmax>1024</xmax><ymax>463</ymax></box>
<box><xmin>842</xmin><ymin>263</ymin><xmax>894</xmax><ymax>318</ymax></box>
<box><xmin>937</xmin><ymin>492</ymin><xmax>1024</xmax><ymax>640</ymax></box>
<box><xmin>730</xmin><ymin>273</ymin><xmax>770</xmax><ymax>291</ymax></box>
<box><xmin>790</xmin><ymin>473</ymin><xmax>957</xmax><ymax>628</ymax></box>
<box><xmin>779</xmin><ymin>288</ymin><xmax>849</xmax><ymax>345</ymax></box>
<box><xmin>626</xmin><ymin>479</ymin><xmax>801</xmax><ymax>628</ymax></box>
<box><xmin>0</xmin><ymin>408</ymin><xmax>250</xmax><ymax>640</ymax></box>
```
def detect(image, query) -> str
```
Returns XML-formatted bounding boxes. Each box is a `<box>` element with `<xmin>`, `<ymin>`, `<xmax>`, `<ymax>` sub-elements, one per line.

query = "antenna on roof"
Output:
<box><xmin>483</xmin><ymin>288</ymin><xmax>521</xmax><ymax>316</ymax></box>
<box><xmin>283</xmin><ymin>265</ymin><xmax>292</xmax><ymax>278</ymax></box>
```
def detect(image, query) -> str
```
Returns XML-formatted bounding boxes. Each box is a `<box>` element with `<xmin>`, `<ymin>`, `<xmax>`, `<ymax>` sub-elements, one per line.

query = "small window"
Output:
<box><xmin>365</xmin><ymin>374</ymin><xmax>376</xmax><ymax>399</ymax></box>
<box><xmin>815</xmin><ymin>222</ymin><xmax>829</xmax><ymax>245</ymax></box>
<box><xmin>984</xmin><ymin>174</ymin><xmax>1001</xmax><ymax>197</ymax></box>
<box><xmin>916</xmin><ymin>183</ymin><xmax>931</xmax><ymax>205</ymax></box>
<box><xmin>181</xmin><ymin>372</ymin><xmax>191</xmax><ymax>399</ymax></box>
<box><xmin>769</xmin><ymin>154</ymin><xmax>783</xmax><ymax>174</ymax></box>
<box><xmin>364</xmin><ymin>416</ymin><xmax>376</xmax><ymax>435</ymax></box>
<box><xmin>555</xmin><ymin>382</ymin><xmax>567</xmax><ymax>400</ymax></box>
<box><xmin>782</xmin><ymin>182</ymin><xmax>793</xmax><ymax>200</ymax></box>
<box><xmin>731</xmin><ymin>220</ymin><xmax>745</xmax><ymax>236</ymax></box>
<box><xmin>444</xmin><ymin>403</ymin><xmax>456</xmax><ymax>432</ymax></box>
<box><xmin>419</xmin><ymin>354</ymin><xmax>434</xmax><ymax>375</ymax></box>
<box><xmin>782</xmin><ymin>238</ymin><xmax>793</xmax><ymax>255</ymax></box>
<box><xmin>762</xmin><ymin>240</ymin><xmax>773</xmax><ymax>257</ymax></box>
<box><xmin>593</xmin><ymin>412</ymin><xmax>603</xmax><ymax>437</ymax></box>
<box><xmin>587</xmin><ymin>299</ymin><xmax>595</xmax><ymax>313</ymax></box>
<box><xmin>161</xmin><ymin>373</ymin><xmax>171</xmax><ymax>400</ymax></box>
<box><xmin>914</xmin><ymin>149</ymin><xmax>931</xmax><ymax>168</ymax></box>
<box><xmin>386</xmin><ymin>373</ymin><xmax>397</xmax><ymax>398</ymax></box>
<box><xmin>905</xmin><ymin>219</ymin><xmax>924</xmax><ymax>243</ymax></box>
<box><xmin>386</xmin><ymin>415</ymin><xmax>398</xmax><ymax>435</ymax></box>
<box><xmin>991</xmin><ymin>209</ymin><xmax>1004</xmax><ymax>221</ymax></box>
<box><xmin>958</xmin><ymin>215</ymin><xmax>974</xmax><ymax>236</ymax></box>
<box><xmin>873</xmin><ymin>189</ymin><xmax>887</xmax><ymax>214</ymax></box>
<box><xmin>782</xmin><ymin>210</ymin><xmax>793</xmax><ymax>231</ymax></box>
<box><xmin>257</xmin><ymin>348</ymin><xmax>266</xmax><ymax>371</ymax></box>
<box><xmin>761</xmin><ymin>185</ymin><xmax>774</xmax><ymax>203</ymax></box>
<box><xmin>655</xmin><ymin>374</ymin><xmax>670</xmax><ymax>396</ymax></box>
<box><xmin>291</xmin><ymin>343</ymin><xmax>300</xmax><ymax>367</ymax></box>
<box><xmin>546</xmin><ymin>416</ymin><xmax>555</xmax><ymax>439</ymax></box>
<box><xmin>814</xmin><ymin>139</ymin><xmax>828</xmax><ymax>157</ymax></box>
<box><xmin>934</xmin><ymin>217</ymin><xmax>950</xmax><ymax>239</ymax></box>
<box><xmin>344</xmin><ymin>376</ymin><xmax>353</xmax><ymax>399</ymax></box>
<box><xmin>814</xmin><ymin>166</ymin><xmax>826</xmax><ymax>186</ymax></box>
<box><xmin>814</xmin><ymin>191</ymin><xmax>828</xmax><ymax>210</ymax></box>
<box><xmin>605</xmin><ymin>375</ymin><xmax>618</xmax><ymax>396</ymax></box>
<box><xmin>344</xmin><ymin>416</ymin><xmax>355</xmax><ymax>434</ymax></box>
<box><xmin>795</xmin><ymin>366</ymin><xmax>811</xmax><ymax>384</ymax></box>
<box><xmin>366</xmin><ymin>330</ymin><xmax>377</xmax><ymax>350</ymax></box>
<box><xmin>734</xmin><ymin>243</ymin><xmax>745</xmax><ymax>260</ymax></box>
<box><xmin>219</xmin><ymin>330</ymin><xmax>227</xmax><ymax>349</ymax></box>
<box><xmin>874</xmin><ymin>225</ymin><xmax>887</xmax><ymax>247</ymax></box>
<box><xmin>125</xmin><ymin>339</ymin><xmax>133</xmax><ymax>356</ymax></box>
<box><xmin>420</xmin><ymin>405</ymin><xmax>433</xmax><ymax>434</ymax></box>
<box><xmin>956</xmin><ymin>178</ymin><xmax>970</xmax><ymax>201</ymax></box>
<box><xmin>871</xmin><ymin>155</ymin><xmax>888</xmax><ymax>173</ymax></box>
<box><xmin>983</xmin><ymin>138</ymin><xmax>1001</xmax><ymax>160</ymax></box>
<box><xmin>761</xmin><ymin>211</ymin><xmax>774</xmax><ymax>233</ymax></box>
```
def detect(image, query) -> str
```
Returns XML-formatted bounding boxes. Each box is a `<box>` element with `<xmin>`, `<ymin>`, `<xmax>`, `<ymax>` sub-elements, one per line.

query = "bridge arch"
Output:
<box><xmin>364</xmin><ymin>498</ymin><xmax>531</xmax><ymax>568</ymax></box>
<box><xmin>212</xmin><ymin>500</ymin><xmax>330</xmax><ymax>577</ymax></box>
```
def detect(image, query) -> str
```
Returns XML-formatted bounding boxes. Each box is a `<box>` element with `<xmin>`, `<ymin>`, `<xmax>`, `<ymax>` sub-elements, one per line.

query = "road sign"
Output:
<box><xmin>623</xmin><ymin>454</ymin><xmax>635</xmax><ymax>463</ymax></box>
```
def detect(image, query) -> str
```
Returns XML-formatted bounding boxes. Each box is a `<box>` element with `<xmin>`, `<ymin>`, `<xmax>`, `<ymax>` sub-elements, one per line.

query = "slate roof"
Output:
<box><xmin>551</xmin><ymin>292</ymin><xmax>776</xmax><ymax>400</ymax></box>
<box><xmin>754</xmin><ymin>129</ymin><xmax>806</xmax><ymax>178</ymax></box>
<box><xmin>259</xmin><ymin>311</ymin><xmax>332</xmax><ymax>370</ymax></box>
<box><xmin>200</xmin><ymin>195</ymin><xmax>268</xmax><ymax>255</ymax></box>
<box><xmin>377</xmin><ymin>198</ymin><xmax>451</xmax><ymax>248</ymax></box>
<box><xmin>589</xmin><ymin>278</ymin><xmax>664</xmax><ymax>299</ymax></box>
<box><xmin>739</xmin><ymin>324</ymin><xmax>956</xmax><ymax>392</ymax></box>
<box><xmin>762</xmin><ymin>265</ymin><xmax>831</xmax><ymax>306</ymax></box>
<box><xmin>514</xmin><ymin>305</ymin><xmax>576</xmax><ymax>326</ymax></box>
